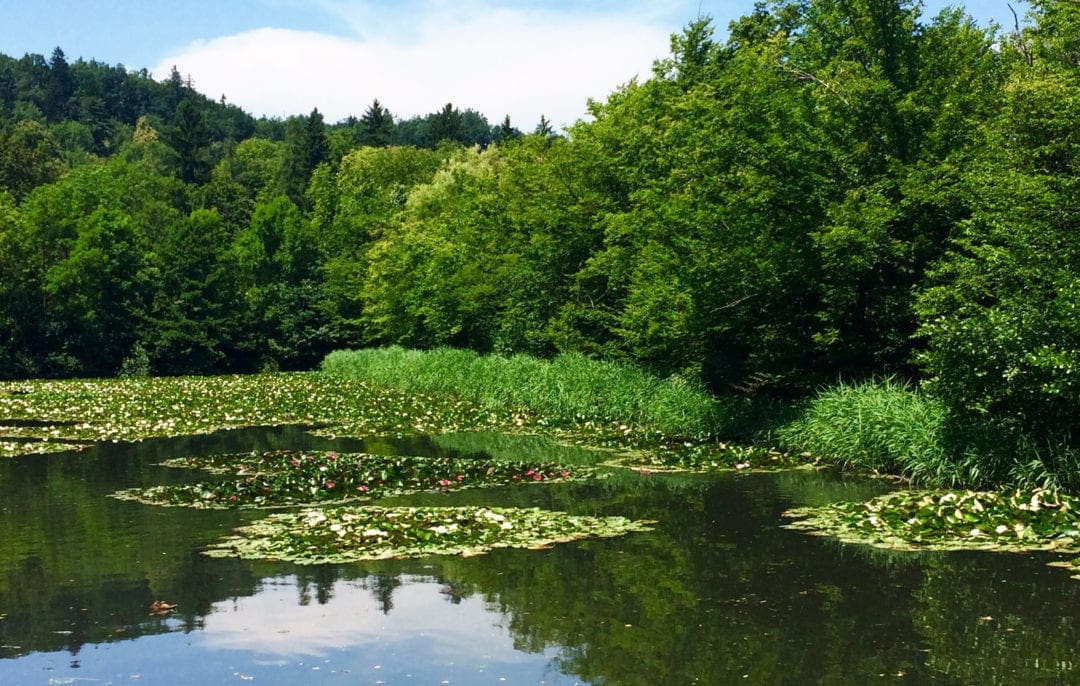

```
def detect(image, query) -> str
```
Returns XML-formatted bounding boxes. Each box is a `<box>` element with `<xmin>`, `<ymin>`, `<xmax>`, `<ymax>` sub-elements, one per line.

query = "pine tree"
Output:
<box><xmin>43</xmin><ymin>47</ymin><xmax>73</xmax><ymax>121</ymax></box>
<box><xmin>359</xmin><ymin>99</ymin><xmax>394</xmax><ymax>147</ymax></box>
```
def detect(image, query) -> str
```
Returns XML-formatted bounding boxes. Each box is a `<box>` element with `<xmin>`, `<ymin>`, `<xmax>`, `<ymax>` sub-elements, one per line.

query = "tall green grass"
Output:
<box><xmin>777</xmin><ymin>378</ymin><xmax>963</xmax><ymax>485</ymax></box>
<box><xmin>322</xmin><ymin>348</ymin><xmax>1079</xmax><ymax>490</ymax></box>
<box><xmin>321</xmin><ymin>346</ymin><xmax>721</xmax><ymax>438</ymax></box>
<box><xmin>778</xmin><ymin>378</ymin><xmax>1080</xmax><ymax>489</ymax></box>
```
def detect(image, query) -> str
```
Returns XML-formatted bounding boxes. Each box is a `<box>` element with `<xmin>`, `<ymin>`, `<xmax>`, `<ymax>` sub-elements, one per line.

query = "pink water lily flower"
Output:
<box><xmin>439</xmin><ymin>479</ymin><xmax>451</xmax><ymax>487</ymax></box>
<box><xmin>359</xmin><ymin>484</ymin><xmax>369</xmax><ymax>492</ymax></box>
<box><xmin>457</xmin><ymin>474</ymin><xmax>465</xmax><ymax>481</ymax></box>
<box><xmin>326</xmin><ymin>480</ymin><xmax>335</xmax><ymax>489</ymax></box>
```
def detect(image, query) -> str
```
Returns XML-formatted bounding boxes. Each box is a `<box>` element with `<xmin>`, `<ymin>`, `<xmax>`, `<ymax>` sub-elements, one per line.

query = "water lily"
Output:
<box><xmin>326</xmin><ymin>480</ymin><xmax>335</xmax><ymax>489</ymax></box>
<box><xmin>439</xmin><ymin>479</ymin><xmax>451</xmax><ymax>487</ymax></box>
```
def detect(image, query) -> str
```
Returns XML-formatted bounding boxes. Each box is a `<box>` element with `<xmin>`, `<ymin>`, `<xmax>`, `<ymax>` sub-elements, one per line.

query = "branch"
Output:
<box><xmin>1008</xmin><ymin>4</ymin><xmax>1034</xmax><ymax>67</ymax></box>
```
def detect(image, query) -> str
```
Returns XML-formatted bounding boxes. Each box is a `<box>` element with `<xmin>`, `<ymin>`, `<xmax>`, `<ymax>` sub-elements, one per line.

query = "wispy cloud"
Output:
<box><xmin>158</xmin><ymin>2</ymin><xmax>673</xmax><ymax>127</ymax></box>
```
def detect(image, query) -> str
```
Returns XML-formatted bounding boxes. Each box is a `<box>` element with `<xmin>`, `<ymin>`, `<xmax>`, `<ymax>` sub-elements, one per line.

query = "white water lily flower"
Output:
<box><xmin>995</xmin><ymin>525</ymin><xmax>1009</xmax><ymax>534</ymax></box>
<box><xmin>362</xmin><ymin>528</ymin><xmax>388</xmax><ymax>537</ymax></box>
<box><xmin>969</xmin><ymin>528</ymin><xmax>982</xmax><ymax>537</ymax></box>
<box><xmin>431</xmin><ymin>525</ymin><xmax>449</xmax><ymax>535</ymax></box>
<box><xmin>501</xmin><ymin>522</ymin><xmax>513</xmax><ymax>530</ymax></box>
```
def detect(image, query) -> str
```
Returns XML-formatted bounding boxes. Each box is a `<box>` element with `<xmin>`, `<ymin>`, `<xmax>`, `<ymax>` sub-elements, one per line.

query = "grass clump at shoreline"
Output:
<box><xmin>778</xmin><ymin>378</ymin><xmax>1080</xmax><ymax>490</ymax></box>
<box><xmin>321</xmin><ymin>347</ymin><xmax>721</xmax><ymax>439</ymax></box>
<box><xmin>777</xmin><ymin>379</ymin><xmax>956</xmax><ymax>484</ymax></box>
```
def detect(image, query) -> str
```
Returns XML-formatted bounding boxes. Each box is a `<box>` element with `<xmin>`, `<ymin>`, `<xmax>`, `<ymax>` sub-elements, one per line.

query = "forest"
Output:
<box><xmin>0</xmin><ymin>0</ymin><xmax>1077</xmax><ymax>485</ymax></box>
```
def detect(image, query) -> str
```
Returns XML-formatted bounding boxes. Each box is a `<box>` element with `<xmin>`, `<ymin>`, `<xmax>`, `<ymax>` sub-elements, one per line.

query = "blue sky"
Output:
<box><xmin>0</xmin><ymin>1</ymin><xmax>1030</xmax><ymax>127</ymax></box>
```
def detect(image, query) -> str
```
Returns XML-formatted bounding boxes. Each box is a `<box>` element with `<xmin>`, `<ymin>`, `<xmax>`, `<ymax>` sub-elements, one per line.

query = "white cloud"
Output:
<box><xmin>196</xmin><ymin>576</ymin><xmax>541</xmax><ymax>661</ymax></box>
<box><xmin>153</xmin><ymin>5</ymin><xmax>670</xmax><ymax>130</ymax></box>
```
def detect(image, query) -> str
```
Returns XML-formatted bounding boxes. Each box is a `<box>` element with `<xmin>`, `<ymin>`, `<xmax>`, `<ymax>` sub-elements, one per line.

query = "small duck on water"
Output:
<box><xmin>149</xmin><ymin>600</ymin><xmax>177</xmax><ymax>615</ymax></box>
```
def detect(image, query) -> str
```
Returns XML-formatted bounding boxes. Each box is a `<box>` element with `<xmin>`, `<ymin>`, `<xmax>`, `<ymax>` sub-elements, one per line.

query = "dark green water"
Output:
<box><xmin>1</xmin><ymin>427</ymin><xmax>1079</xmax><ymax>685</ymax></box>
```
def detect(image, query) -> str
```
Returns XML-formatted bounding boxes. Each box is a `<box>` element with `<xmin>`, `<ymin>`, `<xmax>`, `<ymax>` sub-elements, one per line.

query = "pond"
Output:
<box><xmin>2</xmin><ymin>426</ymin><xmax>1079</xmax><ymax>685</ymax></box>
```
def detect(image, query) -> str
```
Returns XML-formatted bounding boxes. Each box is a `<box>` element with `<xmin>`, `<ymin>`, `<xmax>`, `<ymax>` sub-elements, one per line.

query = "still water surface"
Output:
<box><xmin>1</xmin><ymin>427</ymin><xmax>1078</xmax><ymax>684</ymax></box>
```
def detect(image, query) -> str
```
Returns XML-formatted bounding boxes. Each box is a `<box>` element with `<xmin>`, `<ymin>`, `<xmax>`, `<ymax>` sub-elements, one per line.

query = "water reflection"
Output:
<box><xmin>2</xmin><ymin>428</ymin><xmax>1080</xmax><ymax>684</ymax></box>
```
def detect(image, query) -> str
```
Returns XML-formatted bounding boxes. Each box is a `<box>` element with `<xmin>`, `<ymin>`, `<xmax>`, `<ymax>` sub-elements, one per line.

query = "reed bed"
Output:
<box><xmin>321</xmin><ymin>346</ymin><xmax>721</xmax><ymax>438</ymax></box>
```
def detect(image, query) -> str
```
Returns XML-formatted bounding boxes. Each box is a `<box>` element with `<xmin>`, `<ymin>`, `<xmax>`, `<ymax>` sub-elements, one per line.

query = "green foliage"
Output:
<box><xmin>166</xmin><ymin>99</ymin><xmax>211</xmax><ymax>183</ymax></box>
<box><xmin>146</xmin><ymin>208</ymin><xmax>248</xmax><ymax>374</ymax></box>
<box><xmin>915</xmin><ymin>5</ymin><xmax>1080</xmax><ymax>461</ymax></box>
<box><xmin>0</xmin><ymin>119</ymin><xmax>65</xmax><ymax>198</ymax></box>
<box><xmin>43</xmin><ymin>207</ymin><xmax>153</xmax><ymax>376</ymax></box>
<box><xmin>233</xmin><ymin>195</ymin><xmax>331</xmax><ymax>369</ymax></box>
<box><xmin>359</xmin><ymin>138</ymin><xmax>607</xmax><ymax>356</ymax></box>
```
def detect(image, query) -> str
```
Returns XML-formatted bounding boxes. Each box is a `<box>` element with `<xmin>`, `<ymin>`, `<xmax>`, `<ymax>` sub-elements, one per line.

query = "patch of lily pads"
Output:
<box><xmin>0</xmin><ymin>374</ymin><xmax>549</xmax><ymax>456</ymax></box>
<box><xmin>604</xmin><ymin>439</ymin><xmax>810</xmax><ymax>474</ymax></box>
<box><xmin>110</xmin><ymin>450</ymin><xmax>600</xmax><ymax>508</ymax></box>
<box><xmin>203</xmin><ymin>505</ymin><xmax>654</xmax><ymax>564</ymax></box>
<box><xmin>0</xmin><ymin>439</ymin><xmax>86</xmax><ymax>457</ymax></box>
<box><xmin>0</xmin><ymin>374</ymin><xmax>823</xmax><ymax>479</ymax></box>
<box><xmin>784</xmin><ymin>488</ymin><xmax>1080</xmax><ymax>569</ymax></box>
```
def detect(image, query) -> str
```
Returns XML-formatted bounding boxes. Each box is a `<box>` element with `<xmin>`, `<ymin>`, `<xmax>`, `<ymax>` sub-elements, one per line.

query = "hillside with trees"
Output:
<box><xmin>1</xmin><ymin>0</ymin><xmax>1077</xmax><ymax>483</ymax></box>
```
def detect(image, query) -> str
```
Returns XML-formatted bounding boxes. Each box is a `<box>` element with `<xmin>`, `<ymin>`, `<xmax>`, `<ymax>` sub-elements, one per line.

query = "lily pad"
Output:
<box><xmin>784</xmin><ymin>488</ymin><xmax>1080</xmax><ymax>577</ymax></box>
<box><xmin>203</xmin><ymin>505</ymin><xmax>654</xmax><ymax>564</ymax></box>
<box><xmin>110</xmin><ymin>450</ymin><xmax>600</xmax><ymax>508</ymax></box>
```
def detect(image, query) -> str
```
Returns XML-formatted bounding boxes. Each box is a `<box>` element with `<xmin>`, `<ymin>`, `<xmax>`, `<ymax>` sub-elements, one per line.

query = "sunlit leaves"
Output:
<box><xmin>784</xmin><ymin>488</ymin><xmax>1080</xmax><ymax>577</ymax></box>
<box><xmin>110</xmin><ymin>450</ymin><xmax>598</xmax><ymax>508</ymax></box>
<box><xmin>203</xmin><ymin>505</ymin><xmax>654</xmax><ymax>564</ymax></box>
<box><xmin>0</xmin><ymin>373</ymin><xmax>547</xmax><ymax>455</ymax></box>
